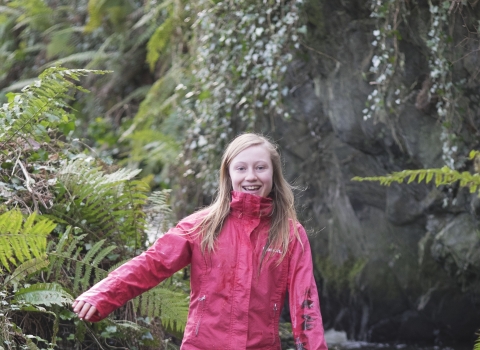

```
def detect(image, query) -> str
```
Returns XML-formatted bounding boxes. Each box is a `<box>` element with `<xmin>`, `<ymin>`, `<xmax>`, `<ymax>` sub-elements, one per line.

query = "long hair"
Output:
<box><xmin>195</xmin><ymin>133</ymin><xmax>301</xmax><ymax>264</ymax></box>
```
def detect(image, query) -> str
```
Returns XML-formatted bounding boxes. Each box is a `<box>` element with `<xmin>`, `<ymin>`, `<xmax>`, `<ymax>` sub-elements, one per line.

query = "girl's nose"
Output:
<box><xmin>245</xmin><ymin>169</ymin><xmax>257</xmax><ymax>181</ymax></box>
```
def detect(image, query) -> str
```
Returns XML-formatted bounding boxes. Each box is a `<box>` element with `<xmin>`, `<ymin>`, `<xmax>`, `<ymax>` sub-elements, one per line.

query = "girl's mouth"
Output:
<box><xmin>243</xmin><ymin>186</ymin><xmax>261</xmax><ymax>191</ymax></box>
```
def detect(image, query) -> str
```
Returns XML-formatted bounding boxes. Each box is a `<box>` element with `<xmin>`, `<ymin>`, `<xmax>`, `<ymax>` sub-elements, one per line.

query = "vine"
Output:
<box><xmin>366</xmin><ymin>0</ymin><xmax>471</xmax><ymax>169</ymax></box>
<box><xmin>177</xmin><ymin>0</ymin><xmax>303</xmax><ymax>193</ymax></box>
<box><xmin>426</xmin><ymin>0</ymin><xmax>465</xmax><ymax>169</ymax></box>
<box><xmin>364</xmin><ymin>0</ymin><xmax>406</xmax><ymax>124</ymax></box>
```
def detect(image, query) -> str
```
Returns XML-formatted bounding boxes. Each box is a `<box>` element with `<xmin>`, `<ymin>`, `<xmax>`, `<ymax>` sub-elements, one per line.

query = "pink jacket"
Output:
<box><xmin>76</xmin><ymin>191</ymin><xmax>328</xmax><ymax>350</ymax></box>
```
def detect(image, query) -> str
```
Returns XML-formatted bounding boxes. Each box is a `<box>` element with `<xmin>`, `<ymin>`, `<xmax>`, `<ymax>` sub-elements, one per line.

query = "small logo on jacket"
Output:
<box><xmin>264</xmin><ymin>247</ymin><xmax>282</xmax><ymax>254</ymax></box>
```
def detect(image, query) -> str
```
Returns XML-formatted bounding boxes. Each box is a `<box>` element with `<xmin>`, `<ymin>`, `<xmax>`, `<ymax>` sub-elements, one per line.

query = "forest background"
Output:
<box><xmin>2</xmin><ymin>0</ymin><xmax>480</xmax><ymax>349</ymax></box>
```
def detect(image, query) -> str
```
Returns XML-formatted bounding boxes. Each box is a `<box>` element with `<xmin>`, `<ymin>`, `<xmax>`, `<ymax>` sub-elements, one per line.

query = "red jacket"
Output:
<box><xmin>76</xmin><ymin>191</ymin><xmax>328</xmax><ymax>349</ymax></box>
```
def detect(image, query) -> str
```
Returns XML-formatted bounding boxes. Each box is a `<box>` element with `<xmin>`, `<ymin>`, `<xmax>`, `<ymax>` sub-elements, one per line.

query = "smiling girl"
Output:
<box><xmin>73</xmin><ymin>133</ymin><xmax>328</xmax><ymax>350</ymax></box>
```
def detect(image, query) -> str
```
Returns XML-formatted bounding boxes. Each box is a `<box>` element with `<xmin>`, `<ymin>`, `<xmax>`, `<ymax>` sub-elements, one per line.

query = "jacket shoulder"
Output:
<box><xmin>287</xmin><ymin>221</ymin><xmax>311</xmax><ymax>257</ymax></box>
<box><xmin>175</xmin><ymin>208</ymin><xmax>210</xmax><ymax>232</ymax></box>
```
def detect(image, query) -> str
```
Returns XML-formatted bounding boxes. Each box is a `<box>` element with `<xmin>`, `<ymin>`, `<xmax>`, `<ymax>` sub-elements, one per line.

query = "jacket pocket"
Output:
<box><xmin>195</xmin><ymin>295</ymin><xmax>206</xmax><ymax>336</ymax></box>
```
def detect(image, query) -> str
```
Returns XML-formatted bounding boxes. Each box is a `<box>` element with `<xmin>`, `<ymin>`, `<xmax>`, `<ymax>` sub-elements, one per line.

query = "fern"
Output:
<box><xmin>0</xmin><ymin>67</ymin><xmax>110</xmax><ymax>150</ymax></box>
<box><xmin>145</xmin><ymin>189</ymin><xmax>174</xmax><ymax>237</ymax></box>
<box><xmin>14</xmin><ymin>282</ymin><xmax>73</xmax><ymax>307</ymax></box>
<box><xmin>73</xmin><ymin>239</ymin><xmax>116</xmax><ymax>292</ymax></box>
<box><xmin>352</xmin><ymin>151</ymin><xmax>480</xmax><ymax>194</ymax></box>
<box><xmin>51</xmin><ymin>159</ymin><xmax>149</xmax><ymax>246</ymax></box>
<box><xmin>146</xmin><ymin>16</ymin><xmax>174</xmax><ymax>71</ymax></box>
<box><xmin>475</xmin><ymin>331</ymin><xmax>480</xmax><ymax>350</ymax></box>
<box><xmin>4</xmin><ymin>255</ymin><xmax>50</xmax><ymax>291</ymax></box>
<box><xmin>134</xmin><ymin>286</ymin><xmax>189</xmax><ymax>333</ymax></box>
<box><xmin>85</xmin><ymin>0</ymin><xmax>109</xmax><ymax>32</ymax></box>
<box><xmin>14</xmin><ymin>283</ymin><xmax>73</xmax><ymax>348</ymax></box>
<box><xmin>47</xmin><ymin>228</ymin><xmax>116</xmax><ymax>293</ymax></box>
<box><xmin>8</xmin><ymin>0</ymin><xmax>53</xmax><ymax>32</ymax></box>
<box><xmin>0</xmin><ymin>210</ymin><xmax>54</xmax><ymax>271</ymax></box>
<box><xmin>46</xmin><ymin>27</ymin><xmax>75</xmax><ymax>59</ymax></box>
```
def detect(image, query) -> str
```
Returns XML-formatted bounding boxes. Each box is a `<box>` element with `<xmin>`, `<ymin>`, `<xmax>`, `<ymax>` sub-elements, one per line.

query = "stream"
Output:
<box><xmin>323</xmin><ymin>330</ymin><xmax>472</xmax><ymax>350</ymax></box>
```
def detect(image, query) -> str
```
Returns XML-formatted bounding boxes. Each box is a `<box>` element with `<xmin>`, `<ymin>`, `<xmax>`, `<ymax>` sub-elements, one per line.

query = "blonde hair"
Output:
<box><xmin>195</xmin><ymin>133</ymin><xmax>300</xmax><ymax>264</ymax></box>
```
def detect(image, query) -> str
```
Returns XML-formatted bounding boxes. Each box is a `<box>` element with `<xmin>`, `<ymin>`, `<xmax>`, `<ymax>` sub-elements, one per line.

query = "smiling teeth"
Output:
<box><xmin>244</xmin><ymin>186</ymin><xmax>260</xmax><ymax>190</ymax></box>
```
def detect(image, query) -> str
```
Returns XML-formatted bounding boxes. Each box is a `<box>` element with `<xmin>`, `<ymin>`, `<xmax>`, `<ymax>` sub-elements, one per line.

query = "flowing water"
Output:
<box><xmin>323</xmin><ymin>330</ymin><xmax>472</xmax><ymax>350</ymax></box>
<box><xmin>331</xmin><ymin>342</ymin><xmax>470</xmax><ymax>350</ymax></box>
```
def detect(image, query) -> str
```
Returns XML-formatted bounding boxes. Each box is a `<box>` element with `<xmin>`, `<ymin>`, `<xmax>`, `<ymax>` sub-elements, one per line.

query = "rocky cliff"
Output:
<box><xmin>263</xmin><ymin>0</ymin><xmax>480</xmax><ymax>344</ymax></box>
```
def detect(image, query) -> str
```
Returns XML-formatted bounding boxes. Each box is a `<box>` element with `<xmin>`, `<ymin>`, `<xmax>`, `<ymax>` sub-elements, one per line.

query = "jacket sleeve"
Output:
<box><xmin>288</xmin><ymin>224</ymin><xmax>328</xmax><ymax>350</ymax></box>
<box><xmin>74</xmin><ymin>223</ymin><xmax>194</xmax><ymax>322</ymax></box>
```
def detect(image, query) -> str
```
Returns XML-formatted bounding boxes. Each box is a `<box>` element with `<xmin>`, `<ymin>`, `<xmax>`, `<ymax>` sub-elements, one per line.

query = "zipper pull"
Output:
<box><xmin>273</xmin><ymin>303</ymin><xmax>278</xmax><ymax>317</ymax></box>
<box><xmin>195</xmin><ymin>295</ymin><xmax>206</xmax><ymax>336</ymax></box>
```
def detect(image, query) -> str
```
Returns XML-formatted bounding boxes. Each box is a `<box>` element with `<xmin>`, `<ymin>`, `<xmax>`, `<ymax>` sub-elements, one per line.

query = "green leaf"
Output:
<box><xmin>407</xmin><ymin>173</ymin><xmax>417</xmax><ymax>184</ymax></box>
<box><xmin>14</xmin><ymin>282</ymin><xmax>73</xmax><ymax>307</ymax></box>
<box><xmin>418</xmin><ymin>172</ymin><xmax>426</xmax><ymax>183</ymax></box>
<box><xmin>5</xmin><ymin>255</ymin><xmax>50</xmax><ymax>291</ymax></box>
<box><xmin>426</xmin><ymin>171</ymin><xmax>434</xmax><ymax>184</ymax></box>
<box><xmin>146</xmin><ymin>17</ymin><xmax>174</xmax><ymax>71</ymax></box>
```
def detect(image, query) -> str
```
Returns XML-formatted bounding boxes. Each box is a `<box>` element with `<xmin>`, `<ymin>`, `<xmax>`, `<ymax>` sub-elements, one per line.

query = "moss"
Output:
<box><xmin>303</xmin><ymin>0</ymin><xmax>326</xmax><ymax>43</ymax></box>
<box><xmin>315</xmin><ymin>255</ymin><xmax>367</xmax><ymax>295</ymax></box>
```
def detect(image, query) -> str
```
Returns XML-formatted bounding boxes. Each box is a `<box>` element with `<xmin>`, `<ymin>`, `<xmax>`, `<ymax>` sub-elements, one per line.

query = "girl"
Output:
<box><xmin>73</xmin><ymin>133</ymin><xmax>328</xmax><ymax>350</ymax></box>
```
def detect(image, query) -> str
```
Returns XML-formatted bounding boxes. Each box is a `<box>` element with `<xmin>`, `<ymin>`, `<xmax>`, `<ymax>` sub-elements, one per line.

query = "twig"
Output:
<box><xmin>299</xmin><ymin>40</ymin><xmax>342</xmax><ymax>65</ymax></box>
<box><xmin>16</xmin><ymin>159</ymin><xmax>33</xmax><ymax>193</ymax></box>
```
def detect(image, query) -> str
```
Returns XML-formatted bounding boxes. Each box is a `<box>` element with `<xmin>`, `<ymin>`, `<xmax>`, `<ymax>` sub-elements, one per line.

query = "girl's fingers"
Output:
<box><xmin>78</xmin><ymin>302</ymin><xmax>92</xmax><ymax>319</ymax></box>
<box><xmin>85</xmin><ymin>305</ymin><xmax>98</xmax><ymax>321</ymax></box>
<box><xmin>73</xmin><ymin>301</ymin><xmax>101</xmax><ymax>321</ymax></box>
<box><xmin>72</xmin><ymin>300</ymin><xmax>84</xmax><ymax>313</ymax></box>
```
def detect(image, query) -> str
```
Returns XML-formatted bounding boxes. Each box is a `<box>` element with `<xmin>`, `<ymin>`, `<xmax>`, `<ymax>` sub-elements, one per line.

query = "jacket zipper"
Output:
<box><xmin>272</xmin><ymin>303</ymin><xmax>279</xmax><ymax>345</ymax></box>
<box><xmin>195</xmin><ymin>295</ymin><xmax>206</xmax><ymax>336</ymax></box>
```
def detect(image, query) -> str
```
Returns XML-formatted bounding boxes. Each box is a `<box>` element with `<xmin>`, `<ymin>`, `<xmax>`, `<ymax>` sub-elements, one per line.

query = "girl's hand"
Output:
<box><xmin>72</xmin><ymin>300</ymin><xmax>100</xmax><ymax>321</ymax></box>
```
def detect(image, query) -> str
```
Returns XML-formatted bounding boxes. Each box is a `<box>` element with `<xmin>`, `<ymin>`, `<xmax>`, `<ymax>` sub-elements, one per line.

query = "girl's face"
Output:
<box><xmin>228</xmin><ymin>145</ymin><xmax>273</xmax><ymax>198</ymax></box>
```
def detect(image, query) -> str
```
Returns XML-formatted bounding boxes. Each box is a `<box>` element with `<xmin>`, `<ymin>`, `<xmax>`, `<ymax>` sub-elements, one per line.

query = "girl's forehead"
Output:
<box><xmin>233</xmin><ymin>145</ymin><xmax>270</xmax><ymax>158</ymax></box>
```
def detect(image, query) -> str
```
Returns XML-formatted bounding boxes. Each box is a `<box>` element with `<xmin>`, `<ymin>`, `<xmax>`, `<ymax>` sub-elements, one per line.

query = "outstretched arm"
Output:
<box><xmin>73</xmin><ymin>227</ymin><xmax>193</xmax><ymax>322</ymax></box>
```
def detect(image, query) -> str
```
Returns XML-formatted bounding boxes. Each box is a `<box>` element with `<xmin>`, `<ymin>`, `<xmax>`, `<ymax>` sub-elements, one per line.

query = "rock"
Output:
<box><xmin>262</xmin><ymin>0</ymin><xmax>480</xmax><ymax>344</ymax></box>
<box><xmin>324</xmin><ymin>329</ymin><xmax>348</xmax><ymax>345</ymax></box>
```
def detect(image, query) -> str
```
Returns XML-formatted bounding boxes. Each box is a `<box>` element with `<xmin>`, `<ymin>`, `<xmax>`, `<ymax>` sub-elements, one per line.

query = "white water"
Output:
<box><xmin>324</xmin><ymin>329</ymin><xmax>470</xmax><ymax>350</ymax></box>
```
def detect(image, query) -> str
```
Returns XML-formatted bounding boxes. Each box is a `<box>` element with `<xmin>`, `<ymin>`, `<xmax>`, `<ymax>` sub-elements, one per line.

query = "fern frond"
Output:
<box><xmin>14</xmin><ymin>283</ymin><xmax>73</xmax><ymax>307</ymax></box>
<box><xmin>0</xmin><ymin>67</ymin><xmax>110</xmax><ymax>149</ymax></box>
<box><xmin>146</xmin><ymin>189</ymin><xmax>174</xmax><ymax>236</ymax></box>
<box><xmin>77</xmin><ymin>239</ymin><xmax>115</xmax><ymax>291</ymax></box>
<box><xmin>146</xmin><ymin>16</ymin><xmax>174</xmax><ymax>71</ymax></box>
<box><xmin>46</xmin><ymin>27</ymin><xmax>76</xmax><ymax>59</ymax></box>
<box><xmin>352</xmin><ymin>165</ymin><xmax>480</xmax><ymax>194</ymax></box>
<box><xmin>85</xmin><ymin>0</ymin><xmax>109</xmax><ymax>32</ymax></box>
<box><xmin>134</xmin><ymin>286</ymin><xmax>189</xmax><ymax>333</ymax></box>
<box><xmin>5</xmin><ymin>255</ymin><xmax>50</xmax><ymax>291</ymax></box>
<box><xmin>133</xmin><ymin>0</ymin><xmax>173</xmax><ymax>30</ymax></box>
<box><xmin>128</xmin><ymin>130</ymin><xmax>180</xmax><ymax>165</ymax></box>
<box><xmin>9</xmin><ymin>0</ymin><xmax>53</xmax><ymax>31</ymax></box>
<box><xmin>52</xmin><ymin>159</ymin><xmax>148</xmax><ymax>246</ymax></box>
<box><xmin>0</xmin><ymin>210</ymin><xmax>54</xmax><ymax>271</ymax></box>
<box><xmin>474</xmin><ymin>331</ymin><xmax>480</xmax><ymax>350</ymax></box>
<box><xmin>47</xmin><ymin>228</ymin><xmax>116</xmax><ymax>293</ymax></box>
<box><xmin>148</xmin><ymin>190</ymin><xmax>172</xmax><ymax>216</ymax></box>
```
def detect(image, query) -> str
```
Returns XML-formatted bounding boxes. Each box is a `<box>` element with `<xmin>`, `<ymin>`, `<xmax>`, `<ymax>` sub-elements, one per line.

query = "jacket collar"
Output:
<box><xmin>230</xmin><ymin>191</ymin><xmax>273</xmax><ymax>219</ymax></box>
